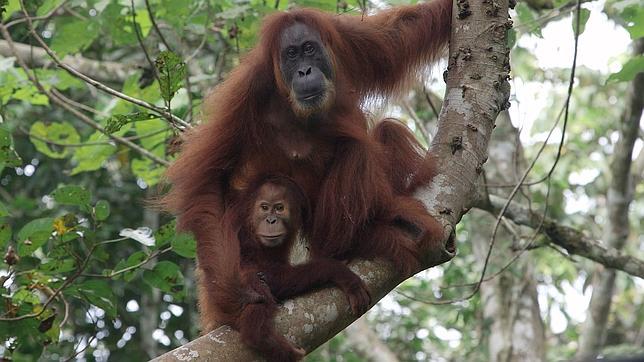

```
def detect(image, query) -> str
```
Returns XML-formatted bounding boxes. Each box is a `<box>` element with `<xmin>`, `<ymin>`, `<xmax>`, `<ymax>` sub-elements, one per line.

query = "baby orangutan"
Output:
<box><xmin>222</xmin><ymin>175</ymin><xmax>370</xmax><ymax>362</ymax></box>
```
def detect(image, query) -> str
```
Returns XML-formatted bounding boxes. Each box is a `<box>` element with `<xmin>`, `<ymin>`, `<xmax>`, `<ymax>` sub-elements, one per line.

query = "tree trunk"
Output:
<box><xmin>575</xmin><ymin>38</ymin><xmax>644</xmax><ymax>361</ymax></box>
<box><xmin>141</xmin><ymin>194</ymin><xmax>161</xmax><ymax>359</ymax></box>
<box><xmin>345</xmin><ymin>316</ymin><xmax>399</xmax><ymax>362</ymax></box>
<box><xmin>471</xmin><ymin>111</ymin><xmax>546</xmax><ymax>362</ymax></box>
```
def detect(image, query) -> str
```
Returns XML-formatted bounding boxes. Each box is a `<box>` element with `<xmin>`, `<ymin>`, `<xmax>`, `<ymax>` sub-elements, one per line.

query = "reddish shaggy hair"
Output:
<box><xmin>163</xmin><ymin>0</ymin><xmax>451</xmax><ymax>336</ymax></box>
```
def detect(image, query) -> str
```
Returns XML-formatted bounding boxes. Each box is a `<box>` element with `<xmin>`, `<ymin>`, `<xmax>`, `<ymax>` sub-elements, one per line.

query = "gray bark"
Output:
<box><xmin>478</xmin><ymin>195</ymin><xmax>644</xmax><ymax>279</ymax></box>
<box><xmin>345</xmin><ymin>317</ymin><xmax>399</xmax><ymax>362</ymax></box>
<box><xmin>0</xmin><ymin>40</ymin><xmax>132</xmax><ymax>83</ymax></box>
<box><xmin>141</xmin><ymin>196</ymin><xmax>161</xmax><ymax>359</ymax></box>
<box><xmin>472</xmin><ymin>111</ymin><xmax>545</xmax><ymax>362</ymax></box>
<box><xmin>575</xmin><ymin>38</ymin><xmax>644</xmax><ymax>361</ymax></box>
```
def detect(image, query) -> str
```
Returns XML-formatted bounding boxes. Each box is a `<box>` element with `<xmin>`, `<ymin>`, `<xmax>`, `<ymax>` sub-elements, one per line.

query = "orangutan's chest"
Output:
<box><xmin>275</xmin><ymin>132</ymin><xmax>316</xmax><ymax>160</ymax></box>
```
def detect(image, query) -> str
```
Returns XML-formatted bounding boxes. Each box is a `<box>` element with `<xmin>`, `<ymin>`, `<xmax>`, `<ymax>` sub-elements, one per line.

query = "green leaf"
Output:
<box><xmin>72</xmin><ymin>280</ymin><xmax>117</xmax><ymax>318</ymax></box>
<box><xmin>606</xmin><ymin>56</ymin><xmax>644</xmax><ymax>83</ymax></box>
<box><xmin>132</xmin><ymin>158</ymin><xmax>165</xmax><ymax>186</ymax></box>
<box><xmin>11</xmin><ymin>84</ymin><xmax>49</xmax><ymax>105</ymax></box>
<box><xmin>216</xmin><ymin>5</ymin><xmax>251</xmax><ymax>20</ymax></box>
<box><xmin>70</xmin><ymin>131</ymin><xmax>117</xmax><ymax>175</ymax></box>
<box><xmin>13</xmin><ymin>288</ymin><xmax>40</xmax><ymax>305</ymax></box>
<box><xmin>51</xmin><ymin>185</ymin><xmax>91</xmax><ymax>207</ymax></box>
<box><xmin>515</xmin><ymin>3</ymin><xmax>542</xmax><ymax>37</ymax></box>
<box><xmin>0</xmin><ymin>201</ymin><xmax>8</xmax><ymax>217</ymax></box>
<box><xmin>155</xmin><ymin>221</ymin><xmax>176</xmax><ymax>248</ymax></box>
<box><xmin>117</xmin><ymin>72</ymin><xmax>161</xmax><ymax>109</ymax></box>
<box><xmin>39</xmin><ymin>314</ymin><xmax>59</xmax><ymax>342</ymax></box>
<box><xmin>155</xmin><ymin>51</ymin><xmax>186</xmax><ymax>102</ymax></box>
<box><xmin>151</xmin><ymin>0</ymin><xmax>190</xmax><ymax>30</ymax></box>
<box><xmin>291</xmin><ymin>0</ymin><xmax>336</xmax><ymax>11</ymax></box>
<box><xmin>50</xmin><ymin>18</ymin><xmax>99</xmax><ymax>57</ymax></box>
<box><xmin>3</xmin><ymin>0</ymin><xmax>21</xmax><ymax>20</ymax></box>
<box><xmin>143</xmin><ymin>261</ymin><xmax>185</xmax><ymax>299</ymax></box>
<box><xmin>135</xmin><ymin>117</ymin><xmax>168</xmax><ymax>152</ymax></box>
<box><xmin>1</xmin><ymin>0</ymin><xmax>18</xmax><ymax>21</ymax></box>
<box><xmin>0</xmin><ymin>223</ymin><xmax>10</xmax><ymax>249</ymax></box>
<box><xmin>572</xmin><ymin>8</ymin><xmax>590</xmax><ymax>36</ymax></box>
<box><xmin>0</xmin><ymin>0</ymin><xmax>8</xmax><ymax>18</ymax></box>
<box><xmin>35</xmin><ymin>69</ymin><xmax>84</xmax><ymax>91</ymax></box>
<box><xmin>45</xmin><ymin>323</ymin><xmax>61</xmax><ymax>344</ymax></box>
<box><xmin>105</xmin><ymin>112</ymin><xmax>157</xmax><ymax>134</ymax></box>
<box><xmin>36</xmin><ymin>0</ymin><xmax>63</xmax><ymax>16</ymax></box>
<box><xmin>17</xmin><ymin>218</ymin><xmax>55</xmax><ymax>255</ymax></box>
<box><xmin>113</xmin><ymin>251</ymin><xmax>147</xmax><ymax>282</ymax></box>
<box><xmin>506</xmin><ymin>28</ymin><xmax>517</xmax><ymax>49</ymax></box>
<box><xmin>100</xmin><ymin>3</ymin><xmax>131</xmax><ymax>45</ymax></box>
<box><xmin>171</xmin><ymin>232</ymin><xmax>196</xmax><ymax>258</ymax></box>
<box><xmin>94</xmin><ymin>200</ymin><xmax>110</xmax><ymax>221</ymax></box>
<box><xmin>29</xmin><ymin>121</ymin><xmax>81</xmax><ymax>159</ymax></box>
<box><xmin>616</xmin><ymin>3</ymin><xmax>644</xmax><ymax>39</ymax></box>
<box><xmin>40</xmin><ymin>258</ymin><xmax>75</xmax><ymax>274</ymax></box>
<box><xmin>15</xmin><ymin>256</ymin><xmax>41</xmax><ymax>272</ymax></box>
<box><xmin>0</xmin><ymin>126</ymin><xmax>22</xmax><ymax>167</ymax></box>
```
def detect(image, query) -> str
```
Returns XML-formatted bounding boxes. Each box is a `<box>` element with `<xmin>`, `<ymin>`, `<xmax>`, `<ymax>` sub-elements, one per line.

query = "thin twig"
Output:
<box><xmin>20</xmin><ymin>125</ymin><xmax>171</xmax><ymax>147</ymax></box>
<box><xmin>82</xmin><ymin>246</ymin><xmax>171</xmax><ymax>278</ymax></box>
<box><xmin>400</xmin><ymin>100</ymin><xmax>429</xmax><ymax>144</ymax></box>
<box><xmin>185</xmin><ymin>33</ymin><xmax>208</xmax><ymax>63</ymax></box>
<box><xmin>0</xmin><ymin>242</ymin><xmax>95</xmax><ymax>321</ymax></box>
<box><xmin>62</xmin><ymin>4</ymin><xmax>86</xmax><ymax>20</ymax></box>
<box><xmin>59</xmin><ymin>292</ymin><xmax>70</xmax><ymax>328</ymax></box>
<box><xmin>422</xmin><ymin>87</ymin><xmax>440</xmax><ymax>119</ymax></box>
<box><xmin>50</xmin><ymin>89</ymin><xmax>110</xmax><ymax>117</ymax></box>
<box><xmin>4</xmin><ymin>0</ymin><xmax>68</xmax><ymax>29</ymax></box>
<box><xmin>130</xmin><ymin>0</ymin><xmax>169</xmax><ymax>116</ymax></box>
<box><xmin>442</xmin><ymin>182</ymin><xmax>552</xmax><ymax>291</ymax></box>
<box><xmin>17</xmin><ymin>0</ymin><xmax>189</xmax><ymax>130</ymax></box>
<box><xmin>486</xmin><ymin>3</ymin><xmax>580</xmax><ymax>189</ymax></box>
<box><xmin>144</xmin><ymin>0</ymin><xmax>172</xmax><ymax>51</ymax></box>
<box><xmin>131</xmin><ymin>0</ymin><xmax>159</xmax><ymax>81</ymax></box>
<box><xmin>0</xmin><ymin>24</ymin><xmax>169</xmax><ymax>166</ymax></box>
<box><xmin>65</xmin><ymin>333</ymin><xmax>97</xmax><ymax>362</ymax></box>
<box><xmin>95</xmin><ymin>237</ymin><xmax>130</xmax><ymax>246</ymax></box>
<box><xmin>514</xmin><ymin>0</ymin><xmax>592</xmax><ymax>34</ymax></box>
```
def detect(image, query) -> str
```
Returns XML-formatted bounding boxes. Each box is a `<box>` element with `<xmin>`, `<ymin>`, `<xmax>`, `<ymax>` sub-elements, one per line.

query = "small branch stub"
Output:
<box><xmin>457</xmin><ymin>0</ymin><xmax>472</xmax><ymax>19</ymax></box>
<box><xmin>450</xmin><ymin>136</ymin><xmax>464</xmax><ymax>154</ymax></box>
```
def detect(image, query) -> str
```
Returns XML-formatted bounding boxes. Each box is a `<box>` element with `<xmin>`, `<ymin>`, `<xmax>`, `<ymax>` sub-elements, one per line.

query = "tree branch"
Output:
<box><xmin>151</xmin><ymin>261</ymin><xmax>404</xmax><ymax>361</ymax></box>
<box><xmin>0</xmin><ymin>24</ymin><xmax>170</xmax><ymax>167</ymax></box>
<box><xmin>17</xmin><ymin>0</ymin><xmax>190</xmax><ymax>130</ymax></box>
<box><xmin>477</xmin><ymin>195</ymin><xmax>644</xmax><ymax>279</ymax></box>
<box><xmin>0</xmin><ymin>40</ymin><xmax>132</xmax><ymax>83</ymax></box>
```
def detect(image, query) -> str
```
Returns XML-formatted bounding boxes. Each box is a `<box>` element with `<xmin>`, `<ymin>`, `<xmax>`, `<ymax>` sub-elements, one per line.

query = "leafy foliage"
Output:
<box><xmin>0</xmin><ymin>125</ymin><xmax>22</xmax><ymax>169</ymax></box>
<box><xmin>28</xmin><ymin>122</ymin><xmax>81</xmax><ymax>159</ymax></box>
<box><xmin>607</xmin><ymin>55</ymin><xmax>644</xmax><ymax>83</ymax></box>
<box><xmin>155</xmin><ymin>51</ymin><xmax>187</xmax><ymax>103</ymax></box>
<box><xmin>0</xmin><ymin>0</ymin><xmax>7</xmax><ymax>18</ymax></box>
<box><xmin>105</xmin><ymin>112</ymin><xmax>158</xmax><ymax>134</ymax></box>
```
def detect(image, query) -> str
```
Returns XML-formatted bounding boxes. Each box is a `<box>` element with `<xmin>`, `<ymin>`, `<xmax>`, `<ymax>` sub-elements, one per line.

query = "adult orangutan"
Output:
<box><xmin>163</xmin><ymin>0</ymin><xmax>451</xmax><ymax>334</ymax></box>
